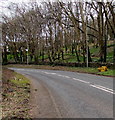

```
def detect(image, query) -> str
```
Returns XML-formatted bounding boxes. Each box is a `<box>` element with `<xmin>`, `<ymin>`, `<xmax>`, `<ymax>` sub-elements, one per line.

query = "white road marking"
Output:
<box><xmin>63</xmin><ymin>76</ymin><xmax>71</xmax><ymax>78</ymax></box>
<box><xmin>43</xmin><ymin>72</ymin><xmax>58</xmax><ymax>75</ymax></box>
<box><xmin>14</xmin><ymin>69</ymin><xmax>114</xmax><ymax>94</ymax></box>
<box><xmin>50</xmin><ymin>73</ymin><xmax>57</xmax><ymax>75</ymax></box>
<box><xmin>95</xmin><ymin>84</ymin><xmax>113</xmax><ymax>92</ymax></box>
<box><xmin>57</xmin><ymin>74</ymin><xmax>65</xmax><ymax>77</ymax></box>
<box><xmin>73</xmin><ymin>78</ymin><xmax>90</xmax><ymax>84</ymax></box>
<box><xmin>15</xmin><ymin>68</ymin><xmax>25</xmax><ymax>71</ymax></box>
<box><xmin>44</xmin><ymin>72</ymin><xmax>51</xmax><ymax>74</ymax></box>
<box><xmin>90</xmin><ymin>84</ymin><xmax>114</xmax><ymax>94</ymax></box>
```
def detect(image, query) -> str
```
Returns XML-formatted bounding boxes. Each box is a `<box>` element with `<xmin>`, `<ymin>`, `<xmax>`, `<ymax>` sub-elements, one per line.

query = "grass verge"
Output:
<box><xmin>97</xmin><ymin>69</ymin><xmax>114</xmax><ymax>76</ymax></box>
<box><xmin>2</xmin><ymin>67</ymin><xmax>31</xmax><ymax>119</ymax></box>
<box><xmin>6</xmin><ymin>64</ymin><xmax>115</xmax><ymax>77</ymax></box>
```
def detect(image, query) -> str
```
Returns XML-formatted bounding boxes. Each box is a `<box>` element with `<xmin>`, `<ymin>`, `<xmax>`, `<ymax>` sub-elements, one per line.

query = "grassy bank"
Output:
<box><xmin>2</xmin><ymin>67</ymin><xmax>31</xmax><ymax>119</ymax></box>
<box><xmin>6</xmin><ymin>64</ymin><xmax>115</xmax><ymax>77</ymax></box>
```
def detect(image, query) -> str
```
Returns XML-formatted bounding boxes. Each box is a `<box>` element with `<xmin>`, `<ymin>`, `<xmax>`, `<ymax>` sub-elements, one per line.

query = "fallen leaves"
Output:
<box><xmin>2</xmin><ymin>67</ymin><xmax>31</xmax><ymax>119</ymax></box>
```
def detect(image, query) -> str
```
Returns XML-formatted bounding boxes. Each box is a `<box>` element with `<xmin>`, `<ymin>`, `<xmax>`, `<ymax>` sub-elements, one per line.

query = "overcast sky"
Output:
<box><xmin>0</xmin><ymin>0</ymin><xmax>46</xmax><ymax>17</ymax></box>
<box><xmin>0</xmin><ymin>0</ymin><xmax>113</xmax><ymax>17</ymax></box>
<box><xmin>0</xmin><ymin>0</ymin><xmax>42</xmax><ymax>10</ymax></box>
<box><xmin>0</xmin><ymin>0</ymin><xmax>68</xmax><ymax>16</ymax></box>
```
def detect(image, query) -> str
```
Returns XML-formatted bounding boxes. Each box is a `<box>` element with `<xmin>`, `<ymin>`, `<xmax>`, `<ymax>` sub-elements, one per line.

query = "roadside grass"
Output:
<box><xmin>2</xmin><ymin>67</ymin><xmax>31</xmax><ymax>119</ymax></box>
<box><xmin>68</xmin><ymin>67</ymin><xmax>98</xmax><ymax>74</ymax></box>
<box><xmin>11</xmin><ymin>73</ymin><xmax>30</xmax><ymax>88</ymax></box>
<box><xmin>97</xmin><ymin>69</ymin><xmax>115</xmax><ymax>76</ymax></box>
<box><xmin>5</xmin><ymin>64</ymin><xmax>114</xmax><ymax>77</ymax></box>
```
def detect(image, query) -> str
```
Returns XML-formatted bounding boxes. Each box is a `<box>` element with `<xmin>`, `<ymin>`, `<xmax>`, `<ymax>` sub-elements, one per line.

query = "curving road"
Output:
<box><xmin>10</xmin><ymin>68</ymin><xmax>113</xmax><ymax>118</ymax></box>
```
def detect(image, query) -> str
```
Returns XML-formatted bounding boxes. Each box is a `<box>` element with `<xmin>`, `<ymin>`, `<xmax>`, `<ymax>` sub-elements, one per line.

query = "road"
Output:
<box><xmin>10</xmin><ymin>68</ymin><xmax>113</xmax><ymax>118</ymax></box>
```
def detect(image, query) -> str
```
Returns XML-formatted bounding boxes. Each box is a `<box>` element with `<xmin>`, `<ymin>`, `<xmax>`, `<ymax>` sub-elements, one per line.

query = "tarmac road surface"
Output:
<box><xmin>10</xmin><ymin>68</ymin><xmax>114</xmax><ymax>118</ymax></box>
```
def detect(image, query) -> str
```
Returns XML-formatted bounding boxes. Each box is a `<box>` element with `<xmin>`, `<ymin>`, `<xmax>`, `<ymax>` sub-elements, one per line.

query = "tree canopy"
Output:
<box><xmin>1</xmin><ymin>1</ymin><xmax>115</xmax><ymax>65</ymax></box>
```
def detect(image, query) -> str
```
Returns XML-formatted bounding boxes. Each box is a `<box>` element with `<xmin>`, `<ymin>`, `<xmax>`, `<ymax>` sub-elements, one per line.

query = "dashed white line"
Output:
<box><xmin>90</xmin><ymin>84</ymin><xmax>114</xmax><ymax>94</ymax></box>
<box><xmin>57</xmin><ymin>74</ymin><xmax>65</xmax><ymax>77</ymax></box>
<box><xmin>13</xmin><ymin>69</ymin><xmax>114</xmax><ymax>94</ymax></box>
<box><xmin>50</xmin><ymin>73</ymin><xmax>57</xmax><ymax>75</ymax></box>
<box><xmin>43</xmin><ymin>71</ymin><xmax>71</xmax><ymax>78</ymax></box>
<box><xmin>95</xmin><ymin>84</ymin><xmax>113</xmax><ymax>92</ymax></box>
<box><xmin>44</xmin><ymin>72</ymin><xmax>51</xmax><ymax>74</ymax></box>
<box><xmin>63</xmin><ymin>76</ymin><xmax>71</xmax><ymax>78</ymax></box>
<box><xmin>73</xmin><ymin>78</ymin><xmax>90</xmax><ymax>84</ymax></box>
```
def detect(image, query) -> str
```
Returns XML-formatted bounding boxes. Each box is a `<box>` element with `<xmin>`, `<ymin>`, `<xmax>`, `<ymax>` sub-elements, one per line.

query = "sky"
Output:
<box><xmin>0</xmin><ymin>0</ymin><xmax>44</xmax><ymax>17</ymax></box>
<box><xmin>0</xmin><ymin>0</ymin><xmax>67</xmax><ymax>16</ymax></box>
<box><xmin>0</xmin><ymin>0</ymin><xmax>114</xmax><ymax>17</ymax></box>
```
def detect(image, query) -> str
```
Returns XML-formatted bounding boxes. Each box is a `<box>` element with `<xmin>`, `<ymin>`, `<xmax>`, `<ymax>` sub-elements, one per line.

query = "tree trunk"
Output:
<box><xmin>71</xmin><ymin>44</ymin><xmax>74</xmax><ymax>55</ymax></box>
<box><xmin>34</xmin><ymin>55</ymin><xmax>38</xmax><ymax>64</ymax></box>
<box><xmin>48</xmin><ymin>51</ymin><xmax>52</xmax><ymax>63</ymax></box>
<box><xmin>13</xmin><ymin>51</ymin><xmax>19</xmax><ymax>63</ymax></box>
<box><xmin>3</xmin><ymin>46</ymin><xmax>7</xmax><ymax>64</ymax></box>
<box><xmin>103</xmin><ymin>32</ymin><xmax>107</xmax><ymax>62</ymax></box>
<box><xmin>42</xmin><ymin>51</ymin><xmax>44</xmax><ymax>62</ymax></box>
<box><xmin>57</xmin><ymin>52</ymin><xmax>60</xmax><ymax>60</ymax></box>
<box><xmin>75</xmin><ymin>49</ymin><xmax>80</xmax><ymax>62</ymax></box>
<box><xmin>30</xmin><ymin>54</ymin><xmax>33</xmax><ymax>63</ymax></box>
<box><xmin>88</xmin><ymin>47</ymin><xmax>92</xmax><ymax>62</ymax></box>
<box><xmin>61</xmin><ymin>50</ymin><xmax>64</xmax><ymax>60</ymax></box>
<box><xmin>82</xmin><ymin>45</ymin><xmax>86</xmax><ymax>63</ymax></box>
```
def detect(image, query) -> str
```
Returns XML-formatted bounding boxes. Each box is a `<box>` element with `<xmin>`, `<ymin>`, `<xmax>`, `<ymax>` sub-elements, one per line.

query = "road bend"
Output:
<box><xmin>10</xmin><ymin>68</ymin><xmax>113</xmax><ymax>118</ymax></box>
